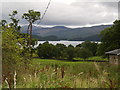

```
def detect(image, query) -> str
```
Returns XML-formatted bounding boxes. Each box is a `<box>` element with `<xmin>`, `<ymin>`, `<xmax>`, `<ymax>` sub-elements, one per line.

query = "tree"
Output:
<box><xmin>55</xmin><ymin>44</ymin><xmax>67</xmax><ymax>59</ymax></box>
<box><xmin>22</xmin><ymin>10</ymin><xmax>40</xmax><ymax>46</ymax></box>
<box><xmin>2</xmin><ymin>23</ymin><xmax>26</xmax><ymax>89</ymax></box>
<box><xmin>66</xmin><ymin>45</ymin><xmax>75</xmax><ymax>60</ymax></box>
<box><xmin>81</xmin><ymin>40</ymin><xmax>98</xmax><ymax>56</ymax></box>
<box><xmin>37</xmin><ymin>42</ymin><xmax>58</xmax><ymax>59</ymax></box>
<box><xmin>9</xmin><ymin>11</ymin><xmax>21</xmax><ymax>32</ymax></box>
<box><xmin>78</xmin><ymin>48</ymin><xmax>92</xmax><ymax>60</ymax></box>
<box><xmin>1</xmin><ymin>11</ymin><xmax>33</xmax><ymax>88</ymax></box>
<box><xmin>96</xmin><ymin>43</ymin><xmax>107</xmax><ymax>56</ymax></box>
<box><xmin>76</xmin><ymin>44</ymin><xmax>81</xmax><ymax>48</ymax></box>
<box><xmin>0</xmin><ymin>20</ymin><xmax>7</xmax><ymax>32</ymax></box>
<box><xmin>74</xmin><ymin>47</ymin><xmax>81</xmax><ymax>58</ymax></box>
<box><xmin>0</xmin><ymin>20</ymin><xmax>7</xmax><ymax>27</ymax></box>
<box><xmin>99</xmin><ymin>20</ymin><xmax>120</xmax><ymax>55</ymax></box>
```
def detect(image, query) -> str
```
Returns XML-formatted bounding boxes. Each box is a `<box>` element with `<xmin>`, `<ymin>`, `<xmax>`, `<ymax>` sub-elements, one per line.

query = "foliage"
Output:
<box><xmin>78</xmin><ymin>48</ymin><xmax>93</xmax><ymax>60</ymax></box>
<box><xmin>2</xmin><ymin>27</ymin><xmax>23</xmax><ymax>66</ymax></box>
<box><xmin>66</xmin><ymin>45</ymin><xmax>75</xmax><ymax>60</ymax></box>
<box><xmin>96</xmin><ymin>43</ymin><xmax>107</xmax><ymax>56</ymax></box>
<box><xmin>1</xmin><ymin>25</ymin><xmax>30</xmax><ymax>89</ymax></box>
<box><xmin>1</xmin><ymin>10</ymin><xmax>29</xmax><ymax>66</ymax></box>
<box><xmin>74</xmin><ymin>47</ymin><xmax>81</xmax><ymax>58</ymax></box>
<box><xmin>37</xmin><ymin>43</ymin><xmax>76</xmax><ymax>60</ymax></box>
<box><xmin>22</xmin><ymin>10</ymin><xmax>40</xmax><ymax>48</ymax></box>
<box><xmin>81</xmin><ymin>40</ymin><xmax>98</xmax><ymax>56</ymax></box>
<box><xmin>55</xmin><ymin>44</ymin><xmax>67</xmax><ymax>59</ymax></box>
<box><xmin>37</xmin><ymin>42</ymin><xmax>59</xmax><ymax>59</ymax></box>
<box><xmin>0</xmin><ymin>20</ymin><xmax>7</xmax><ymax>28</ymax></box>
<box><xmin>9</xmin><ymin>10</ymin><xmax>21</xmax><ymax>32</ymax></box>
<box><xmin>37</xmin><ymin>42</ymin><xmax>99</xmax><ymax>60</ymax></box>
<box><xmin>1</xmin><ymin>10</ymin><xmax>35</xmax><ymax>88</ymax></box>
<box><xmin>99</xmin><ymin>20</ymin><xmax>120</xmax><ymax>55</ymax></box>
<box><xmin>22</xmin><ymin>10</ymin><xmax>40</xmax><ymax>23</ymax></box>
<box><xmin>76</xmin><ymin>44</ymin><xmax>81</xmax><ymax>47</ymax></box>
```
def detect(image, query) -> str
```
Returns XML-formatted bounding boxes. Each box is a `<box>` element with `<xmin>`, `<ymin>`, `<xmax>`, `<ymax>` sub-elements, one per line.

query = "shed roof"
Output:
<box><xmin>105</xmin><ymin>49</ymin><xmax>120</xmax><ymax>55</ymax></box>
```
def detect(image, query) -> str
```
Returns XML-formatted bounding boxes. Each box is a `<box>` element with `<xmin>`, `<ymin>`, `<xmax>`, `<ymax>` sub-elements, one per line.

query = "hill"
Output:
<box><xmin>22</xmin><ymin>25</ymin><xmax>112</xmax><ymax>41</ymax></box>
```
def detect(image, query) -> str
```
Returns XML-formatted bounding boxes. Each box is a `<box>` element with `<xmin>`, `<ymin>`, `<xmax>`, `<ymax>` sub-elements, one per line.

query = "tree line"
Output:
<box><xmin>37</xmin><ymin>41</ymin><xmax>98</xmax><ymax>60</ymax></box>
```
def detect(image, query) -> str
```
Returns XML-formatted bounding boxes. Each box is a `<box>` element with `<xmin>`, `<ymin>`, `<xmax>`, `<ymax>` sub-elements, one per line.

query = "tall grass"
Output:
<box><xmin>2</xmin><ymin>58</ymin><xmax>118</xmax><ymax>88</ymax></box>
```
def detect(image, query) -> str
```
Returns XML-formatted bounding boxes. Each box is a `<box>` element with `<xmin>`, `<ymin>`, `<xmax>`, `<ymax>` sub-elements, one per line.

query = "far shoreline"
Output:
<box><xmin>34</xmin><ymin>40</ymin><xmax>101</xmax><ymax>48</ymax></box>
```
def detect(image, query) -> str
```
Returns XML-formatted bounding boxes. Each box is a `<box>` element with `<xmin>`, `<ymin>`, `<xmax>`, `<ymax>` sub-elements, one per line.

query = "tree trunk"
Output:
<box><xmin>29</xmin><ymin>22</ymin><xmax>32</xmax><ymax>46</ymax></box>
<box><xmin>27</xmin><ymin>24</ymin><xmax>30</xmax><ymax>34</ymax></box>
<box><xmin>29</xmin><ymin>22</ymin><xmax>33</xmax><ymax>57</ymax></box>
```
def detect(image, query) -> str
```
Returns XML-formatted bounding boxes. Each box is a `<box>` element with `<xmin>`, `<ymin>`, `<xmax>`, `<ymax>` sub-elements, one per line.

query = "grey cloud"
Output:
<box><xmin>74</xmin><ymin>0</ymin><xmax>119</xmax><ymax>2</ymax></box>
<box><xmin>40</xmin><ymin>2</ymin><xmax>118</xmax><ymax>26</ymax></box>
<box><xmin>1</xmin><ymin>1</ymin><xmax>118</xmax><ymax>27</ymax></box>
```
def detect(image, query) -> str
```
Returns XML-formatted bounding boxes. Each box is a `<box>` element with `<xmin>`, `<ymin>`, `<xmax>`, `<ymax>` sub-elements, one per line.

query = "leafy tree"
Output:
<box><xmin>55</xmin><ymin>44</ymin><xmax>67</xmax><ymax>59</ymax></box>
<box><xmin>2</xmin><ymin>27</ymin><xmax>24</xmax><ymax>65</ymax></box>
<box><xmin>96</xmin><ymin>43</ymin><xmax>107</xmax><ymax>56</ymax></box>
<box><xmin>2</xmin><ymin>25</ymin><xmax>27</xmax><ymax>89</ymax></box>
<box><xmin>1</xmin><ymin>11</ymin><xmax>34</xmax><ymax>88</ymax></box>
<box><xmin>66</xmin><ymin>45</ymin><xmax>75</xmax><ymax>60</ymax></box>
<box><xmin>76</xmin><ymin>44</ymin><xmax>81</xmax><ymax>48</ymax></box>
<box><xmin>99</xmin><ymin>20</ymin><xmax>120</xmax><ymax>55</ymax></box>
<box><xmin>22</xmin><ymin>10</ymin><xmax>40</xmax><ymax>46</ymax></box>
<box><xmin>74</xmin><ymin>47</ymin><xmax>81</xmax><ymax>58</ymax></box>
<box><xmin>81</xmin><ymin>40</ymin><xmax>98</xmax><ymax>56</ymax></box>
<box><xmin>90</xmin><ymin>42</ymin><xmax>98</xmax><ymax>56</ymax></box>
<box><xmin>37</xmin><ymin>42</ymin><xmax>58</xmax><ymax>59</ymax></box>
<box><xmin>78</xmin><ymin>48</ymin><xmax>92</xmax><ymax>60</ymax></box>
<box><xmin>0</xmin><ymin>20</ymin><xmax>7</xmax><ymax>28</ymax></box>
<box><xmin>9</xmin><ymin>11</ymin><xmax>21</xmax><ymax>32</ymax></box>
<box><xmin>8</xmin><ymin>11</ymin><xmax>32</xmax><ymax>58</ymax></box>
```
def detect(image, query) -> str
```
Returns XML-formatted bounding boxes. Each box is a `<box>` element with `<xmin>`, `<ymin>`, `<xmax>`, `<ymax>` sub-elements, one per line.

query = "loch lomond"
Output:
<box><xmin>35</xmin><ymin>40</ymin><xmax>100</xmax><ymax>47</ymax></box>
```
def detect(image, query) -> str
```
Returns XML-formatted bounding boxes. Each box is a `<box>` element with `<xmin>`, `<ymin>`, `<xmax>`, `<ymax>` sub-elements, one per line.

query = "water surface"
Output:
<box><xmin>35</xmin><ymin>41</ymin><xmax>100</xmax><ymax>47</ymax></box>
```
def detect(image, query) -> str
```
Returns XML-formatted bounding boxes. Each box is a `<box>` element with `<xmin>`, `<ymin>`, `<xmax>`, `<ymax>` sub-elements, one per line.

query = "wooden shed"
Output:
<box><xmin>105</xmin><ymin>49</ymin><xmax>120</xmax><ymax>64</ymax></box>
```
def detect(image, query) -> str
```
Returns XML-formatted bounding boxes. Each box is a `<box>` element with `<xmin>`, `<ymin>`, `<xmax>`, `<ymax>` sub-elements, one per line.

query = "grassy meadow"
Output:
<box><xmin>2</xmin><ymin>58</ymin><xmax>119</xmax><ymax>88</ymax></box>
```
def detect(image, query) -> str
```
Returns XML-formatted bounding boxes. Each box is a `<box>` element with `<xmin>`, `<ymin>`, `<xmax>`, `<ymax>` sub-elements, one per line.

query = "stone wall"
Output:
<box><xmin>118</xmin><ymin>55</ymin><xmax>120</xmax><ymax>65</ymax></box>
<box><xmin>109</xmin><ymin>55</ymin><xmax>118</xmax><ymax>64</ymax></box>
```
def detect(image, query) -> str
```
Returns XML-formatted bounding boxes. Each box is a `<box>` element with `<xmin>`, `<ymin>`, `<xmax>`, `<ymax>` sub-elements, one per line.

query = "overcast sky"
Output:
<box><xmin>1</xmin><ymin>0</ymin><xmax>119</xmax><ymax>28</ymax></box>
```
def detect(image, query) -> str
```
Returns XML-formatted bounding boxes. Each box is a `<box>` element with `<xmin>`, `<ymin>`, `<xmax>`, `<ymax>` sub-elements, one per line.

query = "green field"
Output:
<box><xmin>74</xmin><ymin>56</ymin><xmax>108</xmax><ymax>61</ymax></box>
<box><xmin>3</xmin><ymin>58</ymin><xmax>118</xmax><ymax>88</ymax></box>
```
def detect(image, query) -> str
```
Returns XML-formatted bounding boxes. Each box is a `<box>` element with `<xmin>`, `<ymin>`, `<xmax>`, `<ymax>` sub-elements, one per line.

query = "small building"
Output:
<box><xmin>105</xmin><ymin>49</ymin><xmax>120</xmax><ymax>64</ymax></box>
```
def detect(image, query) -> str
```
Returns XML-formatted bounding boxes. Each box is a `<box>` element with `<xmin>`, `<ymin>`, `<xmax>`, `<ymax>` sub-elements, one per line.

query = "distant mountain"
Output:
<box><xmin>21</xmin><ymin>25</ymin><xmax>112</xmax><ymax>41</ymax></box>
<box><xmin>52</xmin><ymin>26</ymin><xmax>68</xmax><ymax>29</ymax></box>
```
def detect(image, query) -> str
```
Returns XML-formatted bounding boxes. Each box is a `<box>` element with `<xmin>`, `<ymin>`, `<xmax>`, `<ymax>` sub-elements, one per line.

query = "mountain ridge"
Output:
<box><xmin>22</xmin><ymin>25</ymin><xmax>112</xmax><ymax>41</ymax></box>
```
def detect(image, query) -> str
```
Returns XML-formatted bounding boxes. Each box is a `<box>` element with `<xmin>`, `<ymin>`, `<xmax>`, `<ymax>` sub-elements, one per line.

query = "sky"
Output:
<box><xmin>0</xmin><ymin>0</ymin><xmax>119</xmax><ymax>28</ymax></box>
